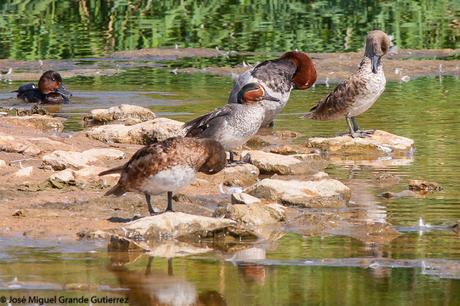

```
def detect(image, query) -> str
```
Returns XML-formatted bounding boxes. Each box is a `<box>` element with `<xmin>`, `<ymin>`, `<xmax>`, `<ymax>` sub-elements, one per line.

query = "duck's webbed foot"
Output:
<box><xmin>145</xmin><ymin>193</ymin><xmax>161</xmax><ymax>216</ymax></box>
<box><xmin>345</xmin><ymin>117</ymin><xmax>374</xmax><ymax>138</ymax></box>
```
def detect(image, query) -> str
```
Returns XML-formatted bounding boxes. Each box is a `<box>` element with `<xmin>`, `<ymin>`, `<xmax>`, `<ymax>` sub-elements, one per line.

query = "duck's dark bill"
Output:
<box><xmin>371</xmin><ymin>55</ymin><xmax>380</xmax><ymax>74</ymax></box>
<box><xmin>55</xmin><ymin>83</ymin><xmax>72</xmax><ymax>99</ymax></box>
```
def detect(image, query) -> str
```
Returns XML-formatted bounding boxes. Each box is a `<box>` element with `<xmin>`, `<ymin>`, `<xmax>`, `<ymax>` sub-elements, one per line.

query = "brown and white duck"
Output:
<box><xmin>183</xmin><ymin>82</ymin><xmax>278</xmax><ymax>161</ymax></box>
<box><xmin>99</xmin><ymin>137</ymin><xmax>226</xmax><ymax>215</ymax></box>
<box><xmin>228</xmin><ymin>51</ymin><xmax>316</xmax><ymax>127</ymax></box>
<box><xmin>15</xmin><ymin>70</ymin><xmax>72</xmax><ymax>104</ymax></box>
<box><xmin>303</xmin><ymin>30</ymin><xmax>391</xmax><ymax>137</ymax></box>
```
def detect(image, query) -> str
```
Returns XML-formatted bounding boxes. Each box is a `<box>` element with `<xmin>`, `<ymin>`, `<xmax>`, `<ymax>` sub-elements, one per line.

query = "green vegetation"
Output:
<box><xmin>0</xmin><ymin>0</ymin><xmax>458</xmax><ymax>59</ymax></box>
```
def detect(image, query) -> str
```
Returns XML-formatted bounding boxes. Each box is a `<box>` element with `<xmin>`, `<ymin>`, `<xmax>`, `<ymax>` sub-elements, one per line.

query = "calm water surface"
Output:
<box><xmin>0</xmin><ymin>67</ymin><xmax>459</xmax><ymax>305</ymax></box>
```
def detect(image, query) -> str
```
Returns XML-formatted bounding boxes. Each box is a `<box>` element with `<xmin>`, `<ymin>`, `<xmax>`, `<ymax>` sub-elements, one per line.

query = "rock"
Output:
<box><xmin>80</xmin><ymin>148</ymin><xmax>126</xmax><ymax>161</ymax></box>
<box><xmin>74</xmin><ymin>166</ymin><xmax>119</xmax><ymax>188</ymax></box>
<box><xmin>83</xmin><ymin>104</ymin><xmax>156</xmax><ymax>126</ymax></box>
<box><xmin>380</xmin><ymin>190</ymin><xmax>418</xmax><ymax>199</ymax></box>
<box><xmin>113</xmin><ymin>212</ymin><xmax>237</xmax><ymax>242</ymax></box>
<box><xmin>408</xmin><ymin>180</ymin><xmax>443</xmax><ymax>192</ymax></box>
<box><xmin>222</xmin><ymin>203</ymin><xmax>286</xmax><ymax>227</ymax></box>
<box><xmin>270</xmin><ymin>145</ymin><xmax>320</xmax><ymax>155</ymax></box>
<box><xmin>0</xmin><ymin>135</ymin><xmax>41</xmax><ymax>156</ymax></box>
<box><xmin>248</xmin><ymin>178</ymin><xmax>351</xmax><ymax>208</ymax></box>
<box><xmin>12</xmin><ymin>209</ymin><xmax>25</xmax><ymax>217</ymax></box>
<box><xmin>0</xmin><ymin>115</ymin><xmax>65</xmax><ymax>132</ymax></box>
<box><xmin>49</xmin><ymin>169</ymin><xmax>76</xmax><ymax>188</ymax></box>
<box><xmin>15</xmin><ymin>166</ymin><xmax>33</xmax><ymax>177</ymax></box>
<box><xmin>42</xmin><ymin>148</ymin><xmax>125</xmax><ymax>170</ymax></box>
<box><xmin>374</xmin><ymin>172</ymin><xmax>401</xmax><ymax>186</ymax></box>
<box><xmin>241</xmin><ymin>150</ymin><xmax>328</xmax><ymax>175</ymax></box>
<box><xmin>311</xmin><ymin>171</ymin><xmax>329</xmax><ymax>180</ymax></box>
<box><xmin>209</xmin><ymin>163</ymin><xmax>259</xmax><ymax>186</ymax></box>
<box><xmin>231</xmin><ymin>193</ymin><xmax>261</xmax><ymax>205</ymax></box>
<box><xmin>85</xmin><ymin>118</ymin><xmax>184</xmax><ymax>144</ymax></box>
<box><xmin>0</xmin><ymin>159</ymin><xmax>6</xmax><ymax>168</ymax></box>
<box><xmin>305</xmin><ymin>130</ymin><xmax>414</xmax><ymax>157</ymax></box>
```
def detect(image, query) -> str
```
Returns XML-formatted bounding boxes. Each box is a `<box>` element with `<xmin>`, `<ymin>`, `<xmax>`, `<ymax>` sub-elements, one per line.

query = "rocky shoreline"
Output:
<box><xmin>0</xmin><ymin>104</ymin><xmax>443</xmax><ymax>257</ymax></box>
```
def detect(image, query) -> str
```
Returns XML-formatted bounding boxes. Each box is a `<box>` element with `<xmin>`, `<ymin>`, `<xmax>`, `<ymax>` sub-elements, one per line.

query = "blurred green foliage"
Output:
<box><xmin>0</xmin><ymin>0</ymin><xmax>458</xmax><ymax>59</ymax></box>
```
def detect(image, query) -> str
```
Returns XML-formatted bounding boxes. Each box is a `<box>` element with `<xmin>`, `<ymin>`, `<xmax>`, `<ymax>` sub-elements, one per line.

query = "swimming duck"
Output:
<box><xmin>183</xmin><ymin>83</ymin><xmax>279</xmax><ymax>161</ymax></box>
<box><xmin>228</xmin><ymin>51</ymin><xmax>316</xmax><ymax>127</ymax></box>
<box><xmin>99</xmin><ymin>137</ymin><xmax>226</xmax><ymax>215</ymax></box>
<box><xmin>303</xmin><ymin>30</ymin><xmax>391</xmax><ymax>137</ymax></box>
<box><xmin>15</xmin><ymin>70</ymin><xmax>72</xmax><ymax>104</ymax></box>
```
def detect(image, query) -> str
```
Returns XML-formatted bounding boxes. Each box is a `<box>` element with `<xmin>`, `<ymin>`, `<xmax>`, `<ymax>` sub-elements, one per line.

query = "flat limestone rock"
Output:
<box><xmin>208</xmin><ymin>163</ymin><xmax>260</xmax><ymax>186</ymax></box>
<box><xmin>0</xmin><ymin>115</ymin><xmax>65</xmax><ymax>132</ymax></box>
<box><xmin>85</xmin><ymin>118</ymin><xmax>185</xmax><ymax>144</ymax></box>
<box><xmin>42</xmin><ymin>148</ymin><xmax>125</xmax><ymax>170</ymax></box>
<box><xmin>248</xmin><ymin>178</ymin><xmax>351</xmax><ymax>208</ymax></box>
<box><xmin>116</xmin><ymin>212</ymin><xmax>237</xmax><ymax>242</ymax></box>
<box><xmin>305</xmin><ymin>130</ymin><xmax>414</xmax><ymax>157</ymax></box>
<box><xmin>0</xmin><ymin>135</ymin><xmax>73</xmax><ymax>156</ymax></box>
<box><xmin>241</xmin><ymin>150</ymin><xmax>328</xmax><ymax>175</ymax></box>
<box><xmin>222</xmin><ymin>203</ymin><xmax>286</xmax><ymax>227</ymax></box>
<box><xmin>84</xmin><ymin>104</ymin><xmax>155</xmax><ymax>126</ymax></box>
<box><xmin>231</xmin><ymin>192</ymin><xmax>261</xmax><ymax>205</ymax></box>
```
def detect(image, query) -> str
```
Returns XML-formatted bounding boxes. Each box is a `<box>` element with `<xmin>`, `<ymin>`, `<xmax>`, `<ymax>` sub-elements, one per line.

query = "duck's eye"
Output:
<box><xmin>51</xmin><ymin>78</ymin><xmax>56</xmax><ymax>81</ymax></box>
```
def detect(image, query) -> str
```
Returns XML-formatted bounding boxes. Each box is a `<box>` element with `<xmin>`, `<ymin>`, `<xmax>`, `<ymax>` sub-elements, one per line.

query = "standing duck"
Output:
<box><xmin>303</xmin><ymin>30</ymin><xmax>391</xmax><ymax>137</ymax></box>
<box><xmin>15</xmin><ymin>70</ymin><xmax>72</xmax><ymax>104</ymax></box>
<box><xmin>183</xmin><ymin>83</ymin><xmax>279</xmax><ymax>161</ymax></box>
<box><xmin>99</xmin><ymin>137</ymin><xmax>226</xmax><ymax>215</ymax></box>
<box><xmin>228</xmin><ymin>51</ymin><xmax>316</xmax><ymax>127</ymax></box>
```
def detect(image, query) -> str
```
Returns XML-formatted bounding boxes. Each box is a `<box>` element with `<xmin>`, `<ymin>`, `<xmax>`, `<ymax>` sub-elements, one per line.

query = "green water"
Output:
<box><xmin>0</xmin><ymin>0</ymin><xmax>458</xmax><ymax>59</ymax></box>
<box><xmin>0</xmin><ymin>1</ymin><xmax>460</xmax><ymax>304</ymax></box>
<box><xmin>1</xmin><ymin>69</ymin><xmax>459</xmax><ymax>305</ymax></box>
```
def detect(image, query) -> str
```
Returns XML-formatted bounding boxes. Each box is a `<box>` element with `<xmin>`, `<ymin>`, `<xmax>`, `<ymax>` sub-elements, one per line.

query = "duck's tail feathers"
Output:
<box><xmin>302</xmin><ymin>111</ymin><xmax>314</xmax><ymax>119</ymax></box>
<box><xmin>99</xmin><ymin>166</ymin><xmax>124</xmax><ymax>176</ymax></box>
<box><xmin>104</xmin><ymin>184</ymin><xmax>125</xmax><ymax>197</ymax></box>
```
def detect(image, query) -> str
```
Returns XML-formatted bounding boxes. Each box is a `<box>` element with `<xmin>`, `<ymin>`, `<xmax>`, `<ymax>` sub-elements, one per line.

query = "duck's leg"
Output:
<box><xmin>145</xmin><ymin>256</ymin><xmax>153</xmax><ymax>276</ymax></box>
<box><xmin>167</xmin><ymin>258</ymin><xmax>173</xmax><ymax>276</ymax></box>
<box><xmin>165</xmin><ymin>191</ymin><xmax>175</xmax><ymax>212</ymax></box>
<box><xmin>345</xmin><ymin>117</ymin><xmax>360</xmax><ymax>138</ymax></box>
<box><xmin>145</xmin><ymin>193</ymin><xmax>159</xmax><ymax>215</ymax></box>
<box><xmin>351</xmin><ymin>117</ymin><xmax>374</xmax><ymax>136</ymax></box>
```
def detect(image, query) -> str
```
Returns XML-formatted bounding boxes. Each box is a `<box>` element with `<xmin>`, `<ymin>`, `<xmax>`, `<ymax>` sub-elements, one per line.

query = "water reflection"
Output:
<box><xmin>0</xmin><ymin>1</ymin><xmax>458</xmax><ymax>60</ymax></box>
<box><xmin>109</xmin><ymin>253</ymin><xmax>227</xmax><ymax>306</ymax></box>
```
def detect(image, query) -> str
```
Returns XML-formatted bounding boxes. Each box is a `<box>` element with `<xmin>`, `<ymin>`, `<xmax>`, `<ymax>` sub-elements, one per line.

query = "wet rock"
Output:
<box><xmin>330</xmin><ymin>222</ymin><xmax>401</xmax><ymax>245</ymax></box>
<box><xmin>270</xmin><ymin>145</ymin><xmax>320</xmax><ymax>155</ymax></box>
<box><xmin>380</xmin><ymin>190</ymin><xmax>418</xmax><ymax>199</ymax></box>
<box><xmin>374</xmin><ymin>172</ymin><xmax>401</xmax><ymax>186</ymax></box>
<box><xmin>85</xmin><ymin>118</ymin><xmax>184</xmax><ymax>144</ymax></box>
<box><xmin>112</xmin><ymin>212</ymin><xmax>237</xmax><ymax>242</ymax></box>
<box><xmin>231</xmin><ymin>193</ymin><xmax>261</xmax><ymax>205</ymax></box>
<box><xmin>15</xmin><ymin>166</ymin><xmax>33</xmax><ymax>177</ymax></box>
<box><xmin>83</xmin><ymin>104</ymin><xmax>155</xmax><ymax>126</ymax></box>
<box><xmin>306</xmin><ymin>130</ymin><xmax>414</xmax><ymax>157</ymax></box>
<box><xmin>248</xmin><ymin>178</ymin><xmax>351</xmax><ymax>208</ymax></box>
<box><xmin>42</xmin><ymin>148</ymin><xmax>125</xmax><ymax>170</ymax></box>
<box><xmin>77</xmin><ymin>230</ymin><xmax>111</xmax><ymax>240</ymax></box>
<box><xmin>209</xmin><ymin>163</ymin><xmax>259</xmax><ymax>186</ymax></box>
<box><xmin>222</xmin><ymin>203</ymin><xmax>285</xmax><ymax>227</ymax></box>
<box><xmin>49</xmin><ymin>169</ymin><xmax>76</xmax><ymax>189</ymax></box>
<box><xmin>112</xmin><ymin>47</ymin><xmax>223</xmax><ymax>59</ymax></box>
<box><xmin>0</xmin><ymin>115</ymin><xmax>65</xmax><ymax>132</ymax></box>
<box><xmin>241</xmin><ymin>150</ymin><xmax>328</xmax><ymax>175</ymax></box>
<box><xmin>408</xmin><ymin>180</ymin><xmax>443</xmax><ymax>192</ymax></box>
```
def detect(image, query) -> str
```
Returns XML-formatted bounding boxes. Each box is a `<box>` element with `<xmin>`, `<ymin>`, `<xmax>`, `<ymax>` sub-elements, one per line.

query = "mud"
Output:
<box><xmin>0</xmin><ymin>48</ymin><xmax>458</xmax><ymax>82</ymax></box>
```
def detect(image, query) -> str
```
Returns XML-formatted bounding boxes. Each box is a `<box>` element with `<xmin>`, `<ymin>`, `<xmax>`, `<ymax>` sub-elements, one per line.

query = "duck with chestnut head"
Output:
<box><xmin>303</xmin><ymin>30</ymin><xmax>392</xmax><ymax>138</ymax></box>
<box><xmin>99</xmin><ymin>137</ymin><xmax>226</xmax><ymax>215</ymax></box>
<box><xmin>228</xmin><ymin>51</ymin><xmax>317</xmax><ymax>127</ymax></box>
<box><xmin>184</xmin><ymin>82</ymin><xmax>279</xmax><ymax>161</ymax></box>
<box><xmin>15</xmin><ymin>70</ymin><xmax>72</xmax><ymax>104</ymax></box>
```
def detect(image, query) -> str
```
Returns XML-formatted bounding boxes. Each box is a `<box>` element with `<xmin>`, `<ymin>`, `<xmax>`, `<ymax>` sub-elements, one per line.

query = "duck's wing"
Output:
<box><xmin>306</xmin><ymin>76</ymin><xmax>366</xmax><ymax>120</ymax></box>
<box><xmin>13</xmin><ymin>83</ymin><xmax>36</xmax><ymax>94</ymax></box>
<box><xmin>183</xmin><ymin>105</ymin><xmax>233</xmax><ymax>137</ymax></box>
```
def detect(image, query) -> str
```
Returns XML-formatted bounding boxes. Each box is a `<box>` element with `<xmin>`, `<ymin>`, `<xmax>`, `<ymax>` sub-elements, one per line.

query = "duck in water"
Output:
<box><xmin>15</xmin><ymin>70</ymin><xmax>72</xmax><ymax>104</ymax></box>
<box><xmin>303</xmin><ymin>30</ymin><xmax>391</xmax><ymax>138</ymax></box>
<box><xmin>228</xmin><ymin>51</ymin><xmax>316</xmax><ymax>127</ymax></box>
<box><xmin>99</xmin><ymin>137</ymin><xmax>226</xmax><ymax>215</ymax></box>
